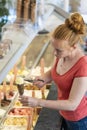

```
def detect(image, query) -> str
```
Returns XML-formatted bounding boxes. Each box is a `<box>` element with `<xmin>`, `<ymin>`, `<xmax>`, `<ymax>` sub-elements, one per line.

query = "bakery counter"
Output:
<box><xmin>34</xmin><ymin>83</ymin><xmax>62</xmax><ymax>130</ymax></box>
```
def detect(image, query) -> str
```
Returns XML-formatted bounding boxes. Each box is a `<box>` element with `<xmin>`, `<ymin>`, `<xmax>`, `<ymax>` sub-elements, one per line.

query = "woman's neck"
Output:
<box><xmin>63</xmin><ymin>47</ymin><xmax>84</xmax><ymax>62</ymax></box>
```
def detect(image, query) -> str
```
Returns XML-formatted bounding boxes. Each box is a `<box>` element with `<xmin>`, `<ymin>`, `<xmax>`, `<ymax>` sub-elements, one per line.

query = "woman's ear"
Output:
<box><xmin>72</xmin><ymin>44</ymin><xmax>77</xmax><ymax>49</ymax></box>
<box><xmin>69</xmin><ymin>44</ymin><xmax>76</xmax><ymax>52</ymax></box>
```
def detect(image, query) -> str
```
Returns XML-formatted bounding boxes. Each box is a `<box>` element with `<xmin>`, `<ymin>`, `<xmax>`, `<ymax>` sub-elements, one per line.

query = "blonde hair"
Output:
<box><xmin>52</xmin><ymin>12</ymin><xmax>86</xmax><ymax>46</ymax></box>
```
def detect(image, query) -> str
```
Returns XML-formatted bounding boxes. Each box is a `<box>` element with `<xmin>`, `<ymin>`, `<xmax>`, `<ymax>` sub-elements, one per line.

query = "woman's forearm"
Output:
<box><xmin>38</xmin><ymin>99</ymin><xmax>76</xmax><ymax>111</ymax></box>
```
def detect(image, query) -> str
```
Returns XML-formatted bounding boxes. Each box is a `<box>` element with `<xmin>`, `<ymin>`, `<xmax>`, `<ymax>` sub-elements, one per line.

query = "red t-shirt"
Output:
<box><xmin>51</xmin><ymin>56</ymin><xmax>87</xmax><ymax>121</ymax></box>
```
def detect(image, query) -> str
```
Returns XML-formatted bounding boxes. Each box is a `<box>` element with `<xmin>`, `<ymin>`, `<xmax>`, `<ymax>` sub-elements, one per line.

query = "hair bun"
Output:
<box><xmin>65</xmin><ymin>12</ymin><xmax>85</xmax><ymax>34</ymax></box>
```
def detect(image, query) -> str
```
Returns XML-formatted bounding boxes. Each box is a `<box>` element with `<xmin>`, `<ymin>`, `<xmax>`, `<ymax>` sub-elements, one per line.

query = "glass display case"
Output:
<box><xmin>0</xmin><ymin>2</ymin><xmax>55</xmax><ymax>84</ymax></box>
<box><xmin>0</xmin><ymin>2</ymin><xmax>69</xmax><ymax>130</ymax></box>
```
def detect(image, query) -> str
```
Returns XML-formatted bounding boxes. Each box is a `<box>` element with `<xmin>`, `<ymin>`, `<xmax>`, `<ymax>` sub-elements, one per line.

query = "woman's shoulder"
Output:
<box><xmin>79</xmin><ymin>55</ymin><xmax>87</xmax><ymax>64</ymax></box>
<box><xmin>75</xmin><ymin>55</ymin><xmax>87</xmax><ymax>76</ymax></box>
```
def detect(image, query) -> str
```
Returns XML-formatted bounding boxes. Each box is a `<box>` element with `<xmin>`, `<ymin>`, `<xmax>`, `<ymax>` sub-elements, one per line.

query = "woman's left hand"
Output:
<box><xmin>19</xmin><ymin>96</ymin><xmax>40</xmax><ymax>107</ymax></box>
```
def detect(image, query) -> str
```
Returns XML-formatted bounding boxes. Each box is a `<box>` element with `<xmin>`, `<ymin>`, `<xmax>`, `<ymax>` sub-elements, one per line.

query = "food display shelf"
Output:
<box><xmin>0</xmin><ymin>92</ymin><xmax>18</xmax><ymax>125</ymax></box>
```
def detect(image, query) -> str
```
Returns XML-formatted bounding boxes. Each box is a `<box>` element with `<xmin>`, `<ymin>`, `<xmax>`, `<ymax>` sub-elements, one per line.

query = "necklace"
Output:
<box><xmin>57</xmin><ymin>58</ymin><xmax>69</xmax><ymax>75</ymax></box>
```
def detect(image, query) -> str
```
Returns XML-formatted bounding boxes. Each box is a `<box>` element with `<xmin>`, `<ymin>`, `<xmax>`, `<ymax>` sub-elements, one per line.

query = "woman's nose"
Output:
<box><xmin>53</xmin><ymin>50</ymin><xmax>57</xmax><ymax>56</ymax></box>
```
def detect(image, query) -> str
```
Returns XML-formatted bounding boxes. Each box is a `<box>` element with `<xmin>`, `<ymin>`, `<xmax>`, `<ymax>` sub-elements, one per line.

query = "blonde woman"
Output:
<box><xmin>20</xmin><ymin>12</ymin><xmax>87</xmax><ymax>130</ymax></box>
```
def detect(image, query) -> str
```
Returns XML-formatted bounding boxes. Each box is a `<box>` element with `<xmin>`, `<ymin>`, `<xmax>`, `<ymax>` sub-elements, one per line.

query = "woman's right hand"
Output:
<box><xmin>33</xmin><ymin>76</ymin><xmax>46</xmax><ymax>88</ymax></box>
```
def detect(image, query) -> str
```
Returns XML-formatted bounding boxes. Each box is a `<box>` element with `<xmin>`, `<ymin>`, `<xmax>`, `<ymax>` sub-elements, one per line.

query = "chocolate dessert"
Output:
<box><xmin>1</xmin><ymin>94</ymin><xmax>11</xmax><ymax>107</ymax></box>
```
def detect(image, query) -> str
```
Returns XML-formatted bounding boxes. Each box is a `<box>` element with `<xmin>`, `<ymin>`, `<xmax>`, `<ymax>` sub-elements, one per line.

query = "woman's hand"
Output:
<box><xmin>19</xmin><ymin>96</ymin><xmax>40</xmax><ymax>107</ymax></box>
<box><xmin>33</xmin><ymin>70</ymin><xmax>52</xmax><ymax>88</ymax></box>
<box><xmin>33</xmin><ymin>76</ymin><xmax>46</xmax><ymax>88</ymax></box>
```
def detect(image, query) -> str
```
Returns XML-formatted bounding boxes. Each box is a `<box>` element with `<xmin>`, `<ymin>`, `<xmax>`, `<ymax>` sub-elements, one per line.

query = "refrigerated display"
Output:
<box><xmin>0</xmin><ymin>2</ymin><xmax>69</xmax><ymax>130</ymax></box>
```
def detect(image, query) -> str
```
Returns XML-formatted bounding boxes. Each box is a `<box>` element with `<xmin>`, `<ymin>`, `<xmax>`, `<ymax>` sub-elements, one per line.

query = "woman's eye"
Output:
<box><xmin>56</xmin><ymin>49</ymin><xmax>63</xmax><ymax>53</ymax></box>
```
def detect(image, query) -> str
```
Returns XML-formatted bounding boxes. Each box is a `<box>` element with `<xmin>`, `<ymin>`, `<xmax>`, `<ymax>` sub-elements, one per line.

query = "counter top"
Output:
<box><xmin>34</xmin><ymin>83</ymin><xmax>62</xmax><ymax>130</ymax></box>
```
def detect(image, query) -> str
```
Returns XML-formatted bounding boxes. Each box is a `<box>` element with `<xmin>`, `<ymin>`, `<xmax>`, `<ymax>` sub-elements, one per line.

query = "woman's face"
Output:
<box><xmin>51</xmin><ymin>38</ymin><xmax>72</xmax><ymax>58</ymax></box>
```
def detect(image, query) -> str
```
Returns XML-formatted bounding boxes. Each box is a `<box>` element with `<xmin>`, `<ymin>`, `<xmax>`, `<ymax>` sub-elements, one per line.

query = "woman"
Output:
<box><xmin>20</xmin><ymin>12</ymin><xmax>87</xmax><ymax>130</ymax></box>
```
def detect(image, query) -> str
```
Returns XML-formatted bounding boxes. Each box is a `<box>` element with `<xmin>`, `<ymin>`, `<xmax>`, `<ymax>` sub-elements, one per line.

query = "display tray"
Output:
<box><xmin>2</xmin><ymin>115</ymin><xmax>30</xmax><ymax>130</ymax></box>
<box><xmin>8</xmin><ymin>107</ymin><xmax>33</xmax><ymax>129</ymax></box>
<box><xmin>8</xmin><ymin>107</ymin><xmax>33</xmax><ymax>116</ymax></box>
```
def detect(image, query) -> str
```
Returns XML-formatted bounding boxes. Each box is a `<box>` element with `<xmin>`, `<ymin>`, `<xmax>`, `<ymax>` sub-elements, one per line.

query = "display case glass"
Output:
<box><xmin>0</xmin><ymin>2</ymin><xmax>70</xmax><ymax>129</ymax></box>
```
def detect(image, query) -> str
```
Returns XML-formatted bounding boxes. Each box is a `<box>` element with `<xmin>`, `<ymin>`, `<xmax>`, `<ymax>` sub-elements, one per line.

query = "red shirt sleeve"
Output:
<box><xmin>75</xmin><ymin>56</ymin><xmax>87</xmax><ymax>77</ymax></box>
